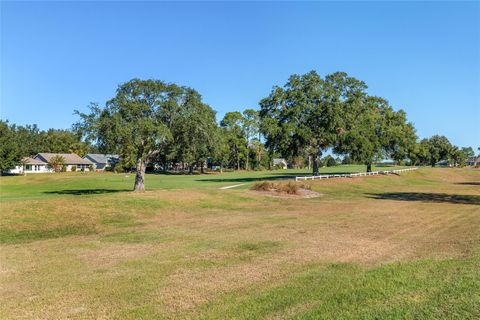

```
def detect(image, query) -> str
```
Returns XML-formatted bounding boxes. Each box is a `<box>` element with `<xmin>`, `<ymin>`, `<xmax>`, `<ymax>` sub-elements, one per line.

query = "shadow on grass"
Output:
<box><xmin>455</xmin><ymin>182</ymin><xmax>480</xmax><ymax>186</ymax></box>
<box><xmin>196</xmin><ymin>171</ymin><xmax>356</xmax><ymax>183</ymax></box>
<box><xmin>44</xmin><ymin>188</ymin><xmax>129</xmax><ymax>195</ymax></box>
<box><xmin>196</xmin><ymin>176</ymin><xmax>294</xmax><ymax>183</ymax></box>
<box><xmin>367</xmin><ymin>192</ymin><xmax>480</xmax><ymax>205</ymax></box>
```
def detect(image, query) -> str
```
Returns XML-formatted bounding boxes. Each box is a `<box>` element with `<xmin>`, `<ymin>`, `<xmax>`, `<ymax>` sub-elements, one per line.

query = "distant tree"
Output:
<box><xmin>461</xmin><ymin>147</ymin><xmax>475</xmax><ymax>159</ymax></box>
<box><xmin>241</xmin><ymin>109</ymin><xmax>260</xmax><ymax>170</ymax></box>
<box><xmin>48</xmin><ymin>155</ymin><xmax>65</xmax><ymax>173</ymax></box>
<box><xmin>260</xmin><ymin>71</ymin><xmax>368</xmax><ymax>175</ymax></box>
<box><xmin>211</xmin><ymin>127</ymin><xmax>230</xmax><ymax>173</ymax></box>
<box><xmin>324</xmin><ymin>155</ymin><xmax>337</xmax><ymax>167</ymax></box>
<box><xmin>341</xmin><ymin>155</ymin><xmax>354</xmax><ymax>165</ymax></box>
<box><xmin>408</xmin><ymin>140</ymin><xmax>429</xmax><ymax>166</ymax></box>
<box><xmin>0</xmin><ymin>121</ymin><xmax>22</xmax><ymax>173</ymax></box>
<box><xmin>449</xmin><ymin>146</ymin><xmax>468</xmax><ymax>167</ymax></box>
<box><xmin>221</xmin><ymin>112</ymin><xmax>248</xmax><ymax>170</ymax></box>
<box><xmin>335</xmin><ymin>96</ymin><xmax>384</xmax><ymax>172</ymax></box>
<box><xmin>14</xmin><ymin>124</ymin><xmax>42</xmax><ymax>156</ymax></box>
<box><xmin>426</xmin><ymin>135</ymin><xmax>452</xmax><ymax>167</ymax></box>
<box><xmin>381</xmin><ymin>109</ymin><xmax>417</xmax><ymax>164</ymax></box>
<box><xmin>171</xmin><ymin>90</ymin><xmax>217</xmax><ymax>174</ymax></box>
<box><xmin>69</xmin><ymin>142</ymin><xmax>89</xmax><ymax>157</ymax></box>
<box><xmin>75</xmin><ymin>79</ymin><xmax>207</xmax><ymax>191</ymax></box>
<box><xmin>42</xmin><ymin>129</ymin><xmax>79</xmax><ymax>153</ymax></box>
<box><xmin>249</xmin><ymin>139</ymin><xmax>267</xmax><ymax>169</ymax></box>
<box><xmin>449</xmin><ymin>146</ymin><xmax>474</xmax><ymax>167</ymax></box>
<box><xmin>335</xmin><ymin>95</ymin><xmax>415</xmax><ymax>172</ymax></box>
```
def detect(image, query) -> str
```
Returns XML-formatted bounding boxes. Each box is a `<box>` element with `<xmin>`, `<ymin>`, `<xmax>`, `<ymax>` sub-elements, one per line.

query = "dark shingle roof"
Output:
<box><xmin>84</xmin><ymin>154</ymin><xmax>119</xmax><ymax>164</ymax></box>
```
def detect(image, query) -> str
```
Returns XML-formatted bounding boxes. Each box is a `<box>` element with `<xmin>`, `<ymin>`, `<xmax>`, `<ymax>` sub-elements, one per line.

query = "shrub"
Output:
<box><xmin>47</xmin><ymin>155</ymin><xmax>66</xmax><ymax>173</ymax></box>
<box><xmin>277</xmin><ymin>181</ymin><xmax>300</xmax><ymax>194</ymax></box>
<box><xmin>252</xmin><ymin>181</ymin><xmax>309</xmax><ymax>195</ymax></box>
<box><xmin>71</xmin><ymin>165</ymin><xmax>77</xmax><ymax>172</ymax></box>
<box><xmin>251</xmin><ymin>181</ymin><xmax>275</xmax><ymax>191</ymax></box>
<box><xmin>114</xmin><ymin>165</ymin><xmax>125</xmax><ymax>173</ymax></box>
<box><xmin>293</xmin><ymin>156</ymin><xmax>305</xmax><ymax>168</ymax></box>
<box><xmin>326</xmin><ymin>156</ymin><xmax>337</xmax><ymax>167</ymax></box>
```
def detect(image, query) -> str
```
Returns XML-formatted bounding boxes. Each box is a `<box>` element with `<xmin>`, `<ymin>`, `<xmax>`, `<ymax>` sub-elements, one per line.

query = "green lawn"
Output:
<box><xmin>0</xmin><ymin>164</ymin><xmax>402</xmax><ymax>202</ymax></box>
<box><xmin>1</xmin><ymin>166</ymin><xmax>479</xmax><ymax>319</ymax></box>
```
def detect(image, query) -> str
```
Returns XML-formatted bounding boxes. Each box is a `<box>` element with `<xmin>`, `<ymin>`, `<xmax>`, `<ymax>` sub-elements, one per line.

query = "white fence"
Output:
<box><xmin>295</xmin><ymin>167</ymin><xmax>418</xmax><ymax>181</ymax></box>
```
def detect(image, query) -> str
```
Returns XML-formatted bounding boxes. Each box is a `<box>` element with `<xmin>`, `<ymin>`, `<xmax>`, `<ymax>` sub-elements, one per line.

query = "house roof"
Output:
<box><xmin>85</xmin><ymin>154</ymin><xmax>119</xmax><ymax>164</ymax></box>
<box><xmin>22</xmin><ymin>157</ymin><xmax>47</xmax><ymax>165</ymax></box>
<box><xmin>35</xmin><ymin>153</ymin><xmax>93</xmax><ymax>165</ymax></box>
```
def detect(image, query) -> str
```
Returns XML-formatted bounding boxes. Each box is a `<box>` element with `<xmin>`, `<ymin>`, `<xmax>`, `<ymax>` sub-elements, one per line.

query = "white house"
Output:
<box><xmin>6</xmin><ymin>153</ymin><xmax>94</xmax><ymax>174</ymax></box>
<box><xmin>6</xmin><ymin>157</ymin><xmax>52</xmax><ymax>174</ymax></box>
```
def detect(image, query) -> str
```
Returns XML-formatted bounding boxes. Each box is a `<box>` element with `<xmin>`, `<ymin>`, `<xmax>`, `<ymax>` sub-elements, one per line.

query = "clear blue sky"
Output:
<box><xmin>1</xmin><ymin>1</ymin><xmax>479</xmax><ymax>148</ymax></box>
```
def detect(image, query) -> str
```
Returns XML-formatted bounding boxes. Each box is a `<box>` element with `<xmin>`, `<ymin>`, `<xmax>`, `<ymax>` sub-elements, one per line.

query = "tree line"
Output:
<box><xmin>1</xmin><ymin>72</ymin><xmax>477</xmax><ymax>190</ymax></box>
<box><xmin>0</xmin><ymin>122</ymin><xmax>97</xmax><ymax>172</ymax></box>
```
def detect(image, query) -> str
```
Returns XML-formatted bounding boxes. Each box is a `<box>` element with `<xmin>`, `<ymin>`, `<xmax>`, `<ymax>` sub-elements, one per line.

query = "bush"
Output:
<box><xmin>251</xmin><ymin>181</ymin><xmax>310</xmax><ymax>195</ymax></box>
<box><xmin>277</xmin><ymin>181</ymin><xmax>299</xmax><ymax>194</ymax></box>
<box><xmin>326</xmin><ymin>157</ymin><xmax>337</xmax><ymax>167</ymax></box>
<box><xmin>251</xmin><ymin>181</ymin><xmax>275</xmax><ymax>191</ymax></box>
<box><xmin>71</xmin><ymin>165</ymin><xmax>77</xmax><ymax>172</ymax></box>
<box><xmin>342</xmin><ymin>156</ymin><xmax>353</xmax><ymax>165</ymax></box>
<box><xmin>114</xmin><ymin>166</ymin><xmax>125</xmax><ymax>173</ymax></box>
<box><xmin>61</xmin><ymin>165</ymin><xmax>67</xmax><ymax>172</ymax></box>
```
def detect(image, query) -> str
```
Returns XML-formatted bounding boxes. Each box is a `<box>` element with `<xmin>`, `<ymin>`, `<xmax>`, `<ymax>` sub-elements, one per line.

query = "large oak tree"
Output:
<box><xmin>75</xmin><ymin>79</ymin><xmax>210</xmax><ymax>191</ymax></box>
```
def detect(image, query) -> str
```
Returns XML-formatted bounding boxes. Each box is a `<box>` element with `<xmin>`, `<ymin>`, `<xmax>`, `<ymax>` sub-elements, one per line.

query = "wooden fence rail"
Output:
<box><xmin>295</xmin><ymin>167</ymin><xmax>418</xmax><ymax>181</ymax></box>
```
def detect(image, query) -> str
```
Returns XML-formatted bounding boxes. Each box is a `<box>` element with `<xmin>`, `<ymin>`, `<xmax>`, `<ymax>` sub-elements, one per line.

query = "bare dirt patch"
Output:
<box><xmin>250</xmin><ymin>188</ymin><xmax>322</xmax><ymax>199</ymax></box>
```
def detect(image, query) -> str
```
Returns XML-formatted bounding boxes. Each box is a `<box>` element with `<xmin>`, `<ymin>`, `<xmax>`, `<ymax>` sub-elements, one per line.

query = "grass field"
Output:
<box><xmin>1</xmin><ymin>165</ymin><xmax>479</xmax><ymax>319</ymax></box>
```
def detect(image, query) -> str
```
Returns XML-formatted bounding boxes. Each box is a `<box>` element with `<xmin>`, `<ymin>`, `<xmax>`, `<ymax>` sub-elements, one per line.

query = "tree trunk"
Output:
<box><xmin>312</xmin><ymin>156</ymin><xmax>319</xmax><ymax>176</ymax></box>
<box><xmin>189</xmin><ymin>165</ymin><xmax>193</xmax><ymax>174</ymax></box>
<box><xmin>200</xmin><ymin>161</ymin><xmax>205</xmax><ymax>174</ymax></box>
<box><xmin>366</xmin><ymin>163</ymin><xmax>372</xmax><ymax>172</ymax></box>
<box><xmin>220</xmin><ymin>163</ymin><xmax>223</xmax><ymax>174</ymax></box>
<box><xmin>246</xmin><ymin>155</ymin><xmax>249</xmax><ymax>171</ymax></box>
<box><xmin>134</xmin><ymin>159</ymin><xmax>146</xmax><ymax>192</ymax></box>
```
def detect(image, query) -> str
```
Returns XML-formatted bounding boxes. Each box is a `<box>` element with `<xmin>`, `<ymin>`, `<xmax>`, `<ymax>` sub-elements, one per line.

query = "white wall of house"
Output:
<box><xmin>25</xmin><ymin>164</ymin><xmax>52</xmax><ymax>173</ymax></box>
<box><xmin>6</xmin><ymin>164</ymin><xmax>52</xmax><ymax>174</ymax></box>
<box><xmin>5</xmin><ymin>166</ymin><xmax>24</xmax><ymax>174</ymax></box>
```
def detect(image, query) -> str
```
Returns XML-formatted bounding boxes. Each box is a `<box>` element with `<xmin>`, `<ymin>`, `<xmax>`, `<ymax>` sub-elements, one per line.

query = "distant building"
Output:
<box><xmin>6</xmin><ymin>157</ymin><xmax>52</xmax><ymax>174</ymax></box>
<box><xmin>466</xmin><ymin>156</ymin><xmax>480</xmax><ymax>166</ymax></box>
<box><xmin>35</xmin><ymin>153</ymin><xmax>93</xmax><ymax>171</ymax></box>
<box><xmin>435</xmin><ymin>160</ymin><xmax>451</xmax><ymax>167</ymax></box>
<box><xmin>273</xmin><ymin>158</ymin><xmax>288</xmax><ymax>169</ymax></box>
<box><xmin>5</xmin><ymin>153</ymin><xmax>93</xmax><ymax>174</ymax></box>
<box><xmin>84</xmin><ymin>154</ymin><xmax>119</xmax><ymax>171</ymax></box>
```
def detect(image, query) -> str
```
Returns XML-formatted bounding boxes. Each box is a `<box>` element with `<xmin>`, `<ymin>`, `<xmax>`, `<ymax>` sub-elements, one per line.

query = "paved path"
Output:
<box><xmin>219</xmin><ymin>183</ymin><xmax>246</xmax><ymax>190</ymax></box>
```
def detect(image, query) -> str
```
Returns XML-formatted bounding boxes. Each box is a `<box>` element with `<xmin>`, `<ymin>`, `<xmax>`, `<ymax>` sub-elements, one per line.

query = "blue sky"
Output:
<box><xmin>1</xmin><ymin>1</ymin><xmax>479</xmax><ymax>148</ymax></box>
